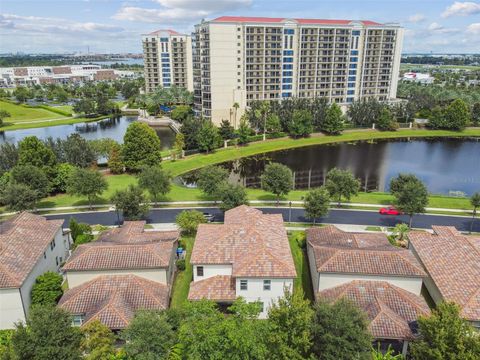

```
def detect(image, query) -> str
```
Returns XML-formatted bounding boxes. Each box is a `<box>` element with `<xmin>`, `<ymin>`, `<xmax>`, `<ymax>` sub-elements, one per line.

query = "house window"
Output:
<box><xmin>72</xmin><ymin>314</ymin><xmax>84</xmax><ymax>326</ymax></box>
<box><xmin>43</xmin><ymin>251</ymin><xmax>46</xmax><ymax>259</ymax></box>
<box><xmin>197</xmin><ymin>266</ymin><xmax>204</xmax><ymax>277</ymax></box>
<box><xmin>263</xmin><ymin>280</ymin><xmax>271</xmax><ymax>291</ymax></box>
<box><xmin>240</xmin><ymin>280</ymin><xmax>248</xmax><ymax>290</ymax></box>
<box><xmin>50</xmin><ymin>238</ymin><xmax>56</xmax><ymax>250</ymax></box>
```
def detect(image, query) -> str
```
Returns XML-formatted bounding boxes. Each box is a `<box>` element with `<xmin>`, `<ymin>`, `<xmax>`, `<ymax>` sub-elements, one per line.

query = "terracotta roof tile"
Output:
<box><xmin>58</xmin><ymin>275</ymin><xmax>169</xmax><ymax>329</ymax></box>
<box><xmin>63</xmin><ymin>222</ymin><xmax>179</xmax><ymax>271</ymax></box>
<box><xmin>190</xmin><ymin>206</ymin><xmax>296</xmax><ymax>278</ymax></box>
<box><xmin>188</xmin><ymin>275</ymin><xmax>236</xmax><ymax>302</ymax></box>
<box><xmin>307</xmin><ymin>226</ymin><xmax>426</xmax><ymax>277</ymax></box>
<box><xmin>211</xmin><ymin>16</ymin><xmax>382</xmax><ymax>26</ymax></box>
<box><xmin>0</xmin><ymin>212</ymin><xmax>64</xmax><ymax>288</ymax></box>
<box><xmin>318</xmin><ymin>281</ymin><xmax>430</xmax><ymax>340</ymax></box>
<box><xmin>409</xmin><ymin>227</ymin><xmax>480</xmax><ymax>321</ymax></box>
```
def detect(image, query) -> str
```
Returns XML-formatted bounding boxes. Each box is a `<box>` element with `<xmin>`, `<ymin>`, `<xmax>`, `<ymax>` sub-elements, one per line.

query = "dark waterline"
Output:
<box><xmin>0</xmin><ymin>116</ymin><xmax>176</xmax><ymax>150</ymax></box>
<box><xmin>181</xmin><ymin>138</ymin><xmax>480</xmax><ymax>196</ymax></box>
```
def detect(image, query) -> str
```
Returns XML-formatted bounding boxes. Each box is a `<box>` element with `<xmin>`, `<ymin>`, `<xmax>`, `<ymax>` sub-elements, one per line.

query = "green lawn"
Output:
<box><xmin>288</xmin><ymin>231</ymin><xmax>314</xmax><ymax>301</ymax></box>
<box><xmin>170</xmin><ymin>236</ymin><xmax>194</xmax><ymax>308</ymax></box>
<box><xmin>0</xmin><ymin>100</ymin><xmax>67</xmax><ymax>122</ymax></box>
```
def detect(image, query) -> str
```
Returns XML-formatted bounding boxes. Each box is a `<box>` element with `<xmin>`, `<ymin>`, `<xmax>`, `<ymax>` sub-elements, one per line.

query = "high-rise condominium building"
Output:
<box><xmin>142</xmin><ymin>30</ymin><xmax>193</xmax><ymax>93</ymax></box>
<box><xmin>192</xmin><ymin>16</ymin><xmax>403</xmax><ymax>125</ymax></box>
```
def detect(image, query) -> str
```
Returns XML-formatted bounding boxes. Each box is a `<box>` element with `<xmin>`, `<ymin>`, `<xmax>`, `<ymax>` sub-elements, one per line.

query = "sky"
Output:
<box><xmin>1</xmin><ymin>0</ymin><xmax>479</xmax><ymax>54</ymax></box>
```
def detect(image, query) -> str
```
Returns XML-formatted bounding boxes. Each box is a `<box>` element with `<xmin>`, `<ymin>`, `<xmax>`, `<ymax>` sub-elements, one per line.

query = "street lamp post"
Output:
<box><xmin>288</xmin><ymin>201</ymin><xmax>292</xmax><ymax>223</ymax></box>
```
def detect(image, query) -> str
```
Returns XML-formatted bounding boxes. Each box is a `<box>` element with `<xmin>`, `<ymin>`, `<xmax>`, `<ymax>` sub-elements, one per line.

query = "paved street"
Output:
<box><xmin>45</xmin><ymin>207</ymin><xmax>480</xmax><ymax>232</ymax></box>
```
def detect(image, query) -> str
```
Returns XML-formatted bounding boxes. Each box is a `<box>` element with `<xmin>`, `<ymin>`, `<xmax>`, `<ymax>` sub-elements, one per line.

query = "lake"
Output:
<box><xmin>180</xmin><ymin>138</ymin><xmax>480</xmax><ymax>196</ymax></box>
<box><xmin>0</xmin><ymin>116</ymin><xmax>176</xmax><ymax>150</ymax></box>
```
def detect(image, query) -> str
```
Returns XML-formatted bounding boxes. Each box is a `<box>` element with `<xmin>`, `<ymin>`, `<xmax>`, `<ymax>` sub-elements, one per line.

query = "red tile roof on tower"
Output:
<box><xmin>318</xmin><ymin>280</ymin><xmax>430</xmax><ymax>340</ymax></box>
<box><xmin>409</xmin><ymin>226</ymin><xmax>480</xmax><ymax>322</ymax></box>
<box><xmin>58</xmin><ymin>275</ymin><xmax>169</xmax><ymax>329</ymax></box>
<box><xmin>0</xmin><ymin>212</ymin><xmax>64</xmax><ymax>288</ymax></box>
<box><xmin>307</xmin><ymin>226</ymin><xmax>426</xmax><ymax>277</ymax></box>
<box><xmin>63</xmin><ymin>222</ymin><xmax>178</xmax><ymax>271</ymax></box>
<box><xmin>211</xmin><ymin>16</ymin><xmax>382</xmax><ymax>26</ymax></box>
<box><xmin>147</xmin><ymin>29</ymin><xmax>182</xmax><ymax>36</ymax></box>
<box><xmin>190</xmin><ymin>205</ymin><xmax>296</xmax><ymax>278</ymax></box>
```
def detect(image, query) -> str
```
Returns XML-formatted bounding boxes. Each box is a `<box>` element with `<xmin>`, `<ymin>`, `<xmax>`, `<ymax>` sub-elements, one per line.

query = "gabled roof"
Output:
<box><xmin>409</xmin><ymin>226</ymin><xmax>480</xmax><ymax>322</ymax></box>
<box><xmin>307</xmin><ymin>226</ymin><xmax>426</xmax><ymax>277</ymax></box>
<box><xmin>97</xmin><ymin>221</ymin><xmax>179</xmax><ymax>244</ymax></box>
<box><xmin>63</xmin><ymin>222</ymin><xmax>178</xmax><ymax>271</ymax></box>
<box><xmin>318</xmin><ymin>281</ymin><xmax>431</xmax><ymax>340</ymax></box>
<box><xmin>190</xmin><ymin>206</ymin><xmax>296</xmax><ymax>278</ymax></box>
<box><xmin>58</xmin><ymin>275</ymin><xmax>169</xmax><ymax>329</ymax></box>
<box><xmin>0</xmin><ymin>212</ymin><xmax>63</xmax><ymax>288</ymax></box>
<box><xmin>211</xmin><ymin>16</ymin><xmax>382</xmax><ymax>26</ymax></box>
<box><xmin>146</xmin><ymin>29</ymin><xmax>183</xmax><ymax>36</ymax></box>
<box><xmin>188</xmin><ymin>275</ymin><xmax>236</xmax><ymax>302</ymax></box>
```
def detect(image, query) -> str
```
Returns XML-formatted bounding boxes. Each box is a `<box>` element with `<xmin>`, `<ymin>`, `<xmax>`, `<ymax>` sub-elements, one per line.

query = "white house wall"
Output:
<box><xmin>66</xmin><ymin>268</ymin><xmax>168</xmax><ymax>288</ymax></box>
<box><xmin>318</xmin><ymin>273</ymin><xmax>423</xmax><ymax>295</ymax></box>
<box><xmin>20</xmin><ymin>229</ymin><xmax>70</xmax><ymax>315</ymax></box>
<box><xmin>307</xmin><ymin>244</ymin><xmax>321</xmax><ymax>293</ymax></box>
<box><xmin>193</xmin><ymin>264</ymin><xmax>232</xmax><ymax>282</ymax></box>
<box><xmin>235</xmin><ymin>277</ymin><xmax>294</xmax><ymax>318</ymax></box>
<box><xmin>0</xmin><ymin>289</ymin><xmax>24</xmax><ymax>329</ymax></box>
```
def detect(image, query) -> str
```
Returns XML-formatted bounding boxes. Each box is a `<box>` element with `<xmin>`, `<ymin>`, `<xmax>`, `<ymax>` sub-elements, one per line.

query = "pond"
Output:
<box><xmin>180</xmin><ymin>138</ymin><xmax>480</xmax><ymax>196</ymax></box>
<box><xmin>0</xmin><ymin>116</ymin><xmax>176</xmax><ymax>150</ymax></box>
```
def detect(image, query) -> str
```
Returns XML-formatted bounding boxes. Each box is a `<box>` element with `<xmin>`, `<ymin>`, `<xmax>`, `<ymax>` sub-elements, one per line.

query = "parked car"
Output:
<box><xmin>203</xmin><ymin>213</ymin><xmax>215</xmax><ymax>222</ymax></box>
<box><xmin>379</xmin><ymin>206</ymin><xmax>402</xmax><ymax>215</ymax></box>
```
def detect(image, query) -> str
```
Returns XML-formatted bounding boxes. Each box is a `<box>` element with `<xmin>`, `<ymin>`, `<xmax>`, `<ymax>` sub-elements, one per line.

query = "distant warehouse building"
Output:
<box><xmin>192</xmin><ymin>16</ymin><xmax>404</xmax><ymax>125</ymax></box>
<box><xmin>142</xmin><ymin>29</ymin><xmax>194</xmax><ymax>93</ymax></box>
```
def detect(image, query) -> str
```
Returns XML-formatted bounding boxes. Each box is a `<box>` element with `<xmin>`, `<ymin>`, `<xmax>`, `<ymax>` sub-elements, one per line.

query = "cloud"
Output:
<box><xmin>114</xmin><ymin>0</ymin><xmax>252</xmax><ymax>23</ymax></box>
<box><xmin>442</xmin><ymin>1</ymin><xmax>480</xmax><ymax>17</ymax></box>
<box><xmin>0</xmin><ymin>13</ymin><xmax>124</xmax><ymax>34</ymax></box>
<box><xmin>155</xmin><ymin>0</ymin><xmax>252</xmax><ymax>12</ymax></box>
<box><xmin>427</xmin><ymin>22</ymin><xmax>460</xmax><ymax>33</ymax></box>
<box><xmin>113</xmin><ymin>6</ymin><xmax>208</xmax><ymax>23</ymax></box>
<box><xmin>407</xmin><ymin>13</ymin><xmax>426</xmax><ymax>23</ymax></box>
<box><xmin>467</xmin><ymin>22</ymin><xmax>480</xmax><ymax>34</ymax></box>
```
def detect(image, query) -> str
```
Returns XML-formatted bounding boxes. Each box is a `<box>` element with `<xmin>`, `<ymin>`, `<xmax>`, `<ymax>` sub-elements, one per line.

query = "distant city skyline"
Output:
<box><xmin>1</xmin><ymin>0</ymin><xmax>479</xmax><ymax>54</ymax></box>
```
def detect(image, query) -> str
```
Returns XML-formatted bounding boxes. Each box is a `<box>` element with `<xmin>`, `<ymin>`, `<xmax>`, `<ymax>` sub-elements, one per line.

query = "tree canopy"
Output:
<box><xmin>138</xmin><ymin>165</ymin><xmax>171</xmax><ymax>204</ymax></box>
<box><xmin>122</xmin><ymin>122</ymin><xmax>162</xmax><ymax>172</ymax></box>
<box><xmin>261</xmin><ymin>162</ymin><xmax>293</xmax><ymax>204</ymax></box>
<box><xmin>66</xmin><ymin>168</ymin><xmax>108</xmax><ymax>208</ymax></box>
<box><xmin>31</xmin><ymin>272</ymin><xmax>63</xmax><ymax>306</ymax></box>
<box><xmin>303</xmin><ymin>187</ymin><xmax>330</xmax><ymax>224</ymax></box>
<box><xmin>325</xmin><ymin>168</ymin><xmax>360</xmax><ymax>206</ymax></box>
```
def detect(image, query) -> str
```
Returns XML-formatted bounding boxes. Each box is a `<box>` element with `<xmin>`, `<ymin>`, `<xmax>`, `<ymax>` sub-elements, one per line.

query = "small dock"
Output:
<box><xmin>138</xmin><ymin>115</ymin><xmax>181</xmax><ymax>133</ymax></box>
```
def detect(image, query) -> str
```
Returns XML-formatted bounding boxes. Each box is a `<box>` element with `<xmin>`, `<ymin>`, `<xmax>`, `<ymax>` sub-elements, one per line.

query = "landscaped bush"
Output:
<box><xmin>176</xmin><ymin>259</ymin><xmax>186</xmax><ymax>271</ymax></box>
<box><xmin>31</xmin><ymin>271</ymin><xmax>64</xmax><ymax>306</ymax></box>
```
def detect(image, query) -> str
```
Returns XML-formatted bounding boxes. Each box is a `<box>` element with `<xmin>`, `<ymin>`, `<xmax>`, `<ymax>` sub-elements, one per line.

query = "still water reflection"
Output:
<box><xmin>181</xmin><ymin>138</ymin><xmax>480</xmax><ymax>196</ymax></box>
<box><xmin>0</xmin><ymin>116</ymin><xmax>175</xmax><ymax>150</ymax></box>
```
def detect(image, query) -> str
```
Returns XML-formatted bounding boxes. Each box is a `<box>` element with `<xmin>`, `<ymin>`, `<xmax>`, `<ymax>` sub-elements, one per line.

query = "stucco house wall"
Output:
<box><xmin>235</xmin><ymin>277</ymin><xmax>294</xmax><ymax>318</ymax></box>
<box><xmin>66</xmin><ymin>268</ymin><xmax>168</xmax><ymax>289</ymax></box>
<box><xmin>193</xmin><ymin>264</ymin><xmax>233</xmax><ymax>282</ymax></box>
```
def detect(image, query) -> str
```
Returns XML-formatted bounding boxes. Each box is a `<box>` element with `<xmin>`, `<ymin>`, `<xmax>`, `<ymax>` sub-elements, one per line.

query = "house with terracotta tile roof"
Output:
<box><xmin>0</xmin><ymin>212</ymin><xmax>72</xmax><ymax>329</ymax></box>
<box><xmin>188</xmin><ymin>205</ymin><xmax>296</xmax><ymax>318</ymax></box>
<box><xmin>307</xmin><ymin>225</ymin><xmax>430</xmax><ymax>355</ymax></box>
<box><xmin>409</xmin><ymin>226</ymin><xmax>480</xmax><ymax>328</ymax></box>
<box><xmin>58</xmin><ymin>221</ymin><xmax>179</xmax><ymax>330</ymax></box>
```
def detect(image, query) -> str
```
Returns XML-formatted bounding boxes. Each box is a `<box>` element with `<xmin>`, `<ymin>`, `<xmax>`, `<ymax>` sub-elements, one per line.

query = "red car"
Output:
<box><xmin>379</xmin><ymin>206</ymin><xmax>402</xmax><ymax>215</ymax></box>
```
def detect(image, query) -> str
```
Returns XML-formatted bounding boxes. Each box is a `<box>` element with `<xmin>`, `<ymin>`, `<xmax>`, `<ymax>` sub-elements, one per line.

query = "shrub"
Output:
<box><xmin>176</xmin><ymin>259</ymin><xmax>186</xmax><ymax>271</ymax></box>
<box><xmin>31</xmin><ymin>271</ymin><xmax>64</xmax><ymax>306</ymax></box>
<box><xmin>175</xmin><ymin>210</ymin><xmax>206</xmax><ymax>235</ymax></box>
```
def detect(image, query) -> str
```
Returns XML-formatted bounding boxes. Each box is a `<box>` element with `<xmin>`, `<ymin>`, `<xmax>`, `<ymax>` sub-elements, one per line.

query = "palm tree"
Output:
<box><xmin>470</xmin><ymin>192</ymin><xmax>480</xmax><ymax>233</ymax></box>
<box><xmin>232</xmin><ymin>102</ymin><xmax>240</xmax><ymax>128</ymax></box>
<box><xmin>392</xmin><ymin>223</ymin><xmax>409</xmax><ymax>247</ymax></box>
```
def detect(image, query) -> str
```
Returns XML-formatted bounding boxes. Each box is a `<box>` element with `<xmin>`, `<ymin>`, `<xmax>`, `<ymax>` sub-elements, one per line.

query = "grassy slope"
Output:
<box><xmin>0</xmin><ymin>101</ymin><xmax>122</xmax><ymax>131</ymax></box>
<box><xmin>36</xmin><ymin>128</ymin><xmax>480</xmax><ymax>210</ymax></box>
<box><xmin>288</xmin><ymin>231</ymin><xmax>314</xmax><ymax>301</ymax></box>
<box><xmin>0</xmin><ymin>100</ymin><xmax>67</xmax><ymax>122</ymax></box>
<box><xmin>170</xmin><ymin>236</ymin><xmax>194</xmax><ymax>308</ymax></box>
